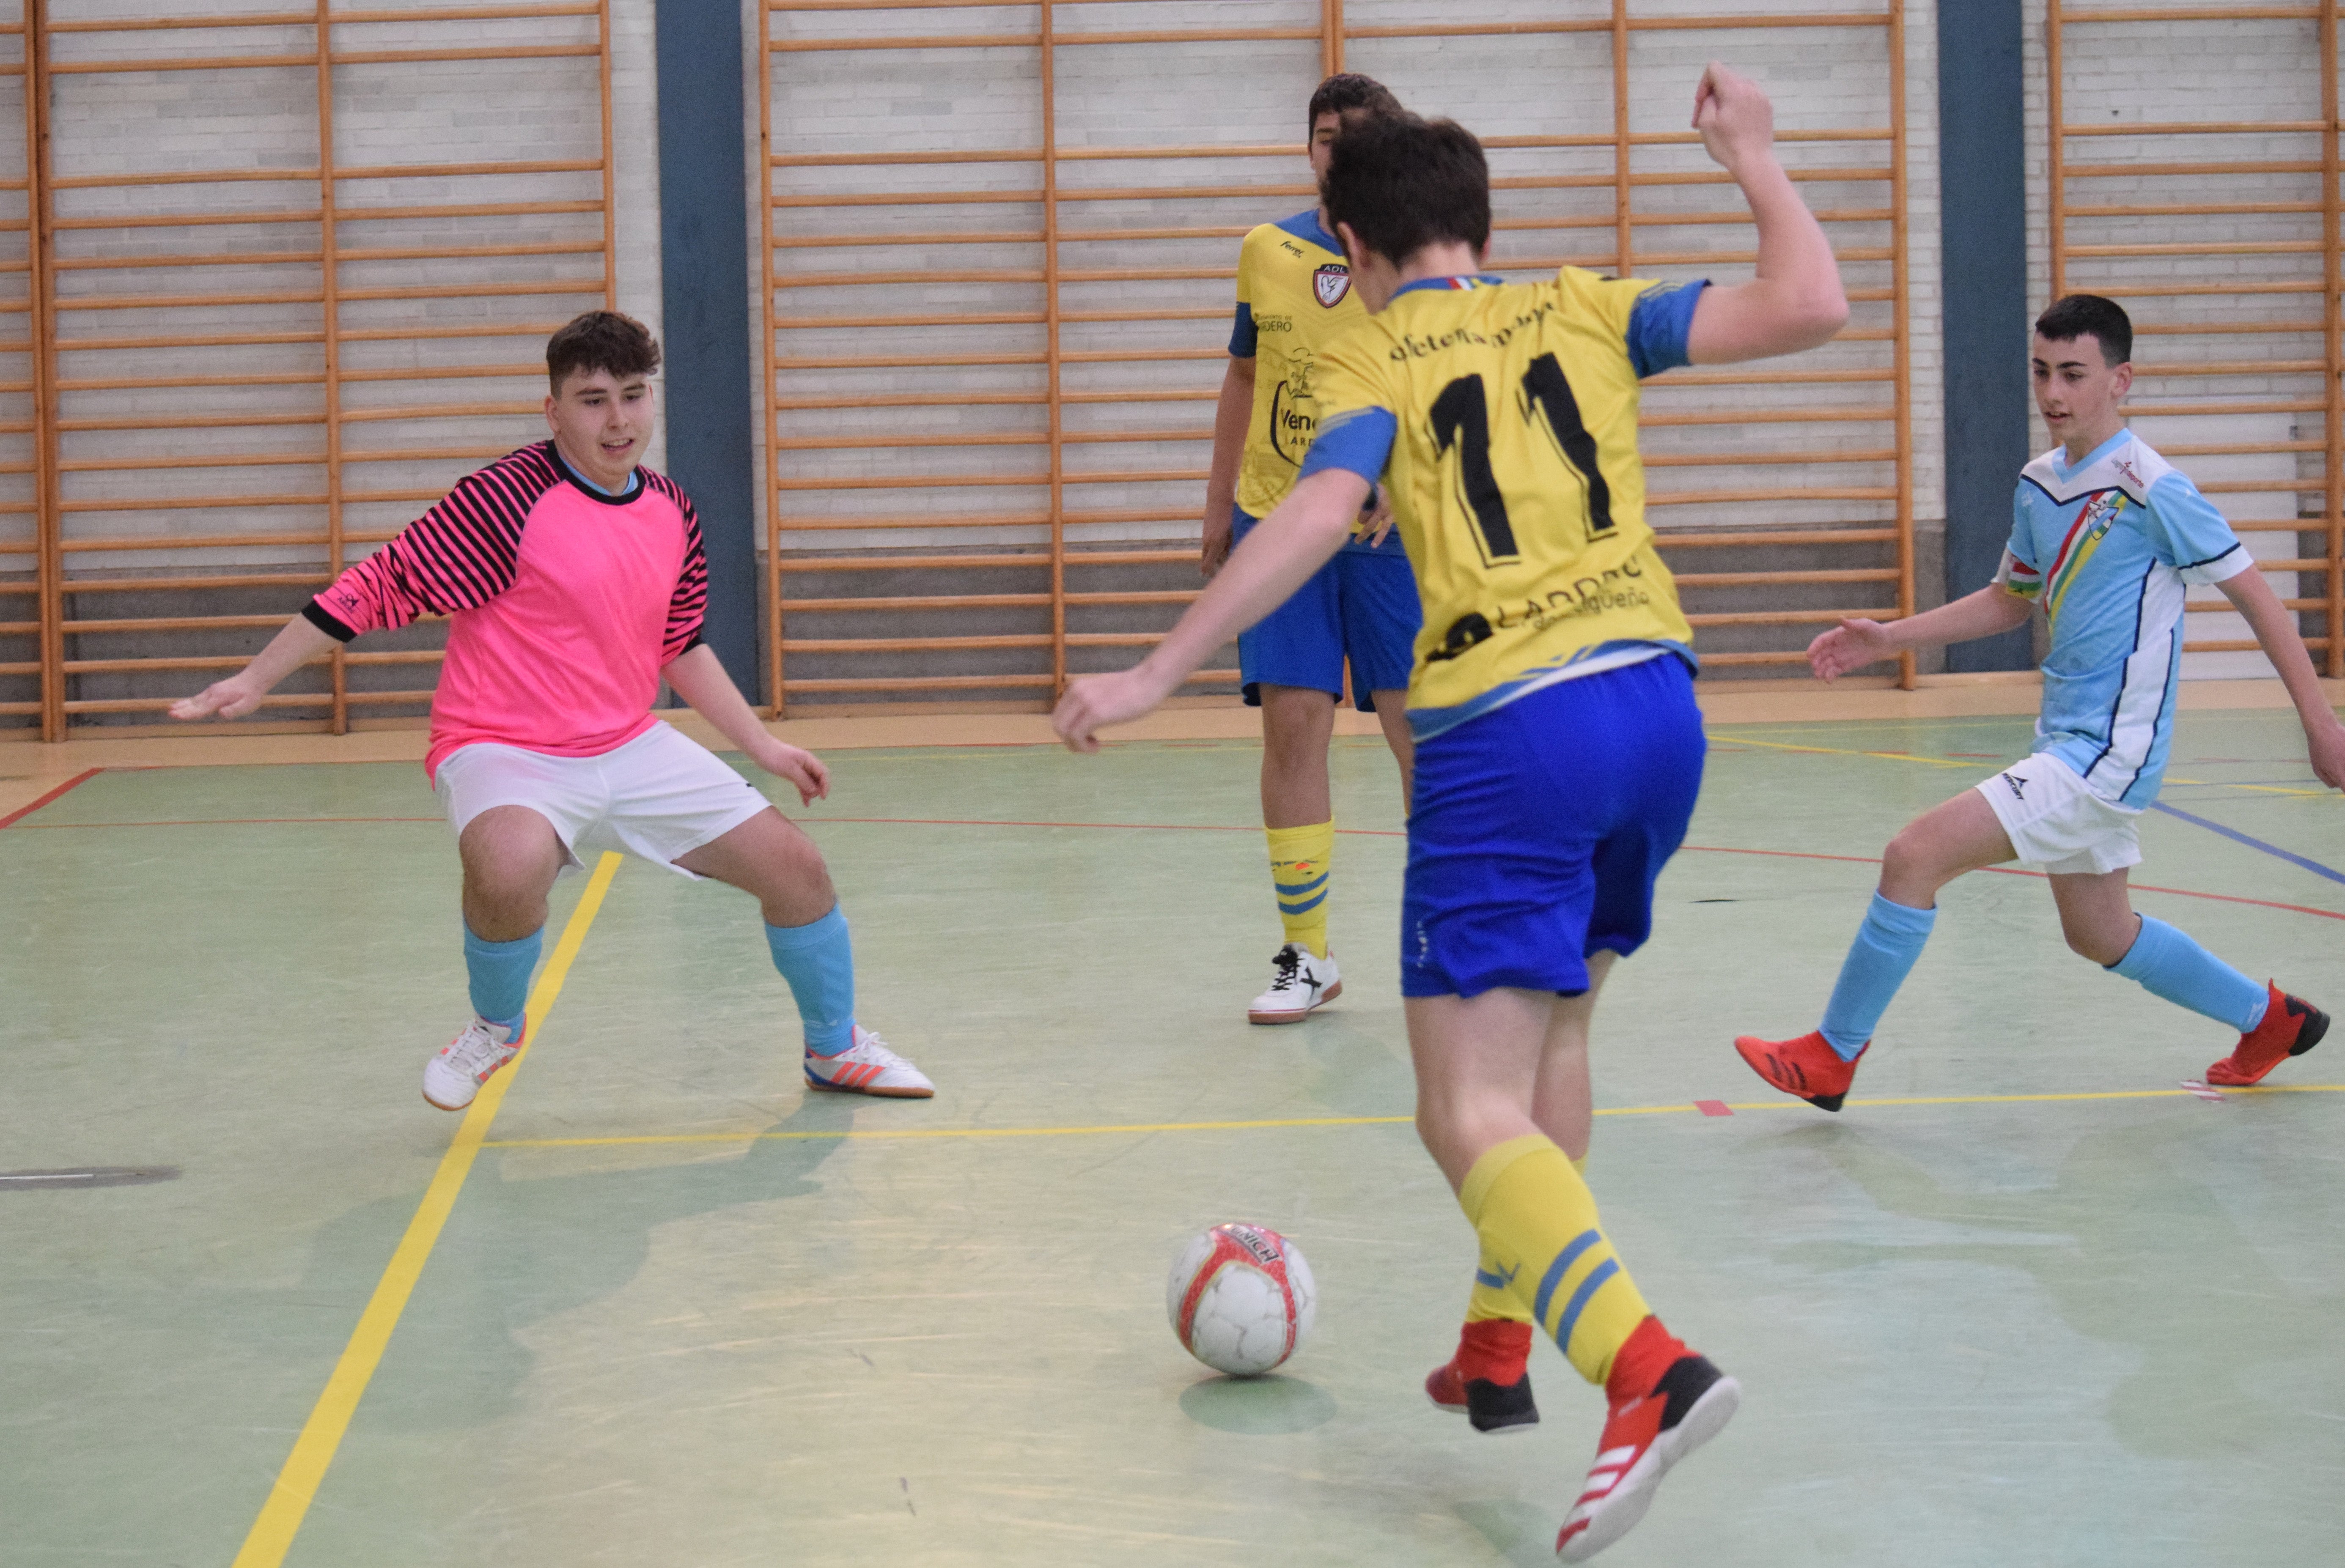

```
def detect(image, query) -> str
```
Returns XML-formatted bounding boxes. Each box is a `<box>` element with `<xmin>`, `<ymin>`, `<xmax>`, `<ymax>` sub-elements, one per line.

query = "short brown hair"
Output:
<box><xmin>1308</xmin><ymin>73</ymin><xmax>1402</xmax><ymax>133</ymax></box>
<box><xmin>546</xmin><ymin>310</ymin><xmax>660</xmax><ymax>394</ymax></box>
<box><xmin>1323</xmin><ymin>114</ymin><xmax>1491</xmax><ymax>268</ymax></box>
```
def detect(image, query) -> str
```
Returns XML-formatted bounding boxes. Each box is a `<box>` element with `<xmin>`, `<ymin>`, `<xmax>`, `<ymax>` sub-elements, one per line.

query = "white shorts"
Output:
<box><xmin>1975</xmin><ymin>750</ymin><xmax>2143</xmax><ymax>877</ymax></box>
<box><xmin>433</xmin><ymin>721</ymin><xmax>772</xmax><ymax>879</ymax></box>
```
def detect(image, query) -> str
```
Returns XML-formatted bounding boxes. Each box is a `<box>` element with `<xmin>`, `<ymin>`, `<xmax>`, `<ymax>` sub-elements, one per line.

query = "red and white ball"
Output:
<box><xmin>1165</xmin><ymin>1223</ymin><xmax>1317</xmax><ymax>1376</ymax></box>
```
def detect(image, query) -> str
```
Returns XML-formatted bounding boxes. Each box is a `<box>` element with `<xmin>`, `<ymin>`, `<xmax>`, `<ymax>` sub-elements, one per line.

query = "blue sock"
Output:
<box><xmin>767</xmin><ymin>905</ymin><xmax>857</xmax><ymax>1057</ymax></box>
<box><xmin>2108</xmin><ymin>916</ymin><xmax>2267</xmax><ymax>1031</ymax></box>
<box><xmin>1817</xmin><ymin>892</ymin><xmax>1938</xmax><ymax>1060</ymax></box>
<box><xmin>463</xmin><ymin>924</ymin><xmax>541</xmax><ymax>1038</ymax></box>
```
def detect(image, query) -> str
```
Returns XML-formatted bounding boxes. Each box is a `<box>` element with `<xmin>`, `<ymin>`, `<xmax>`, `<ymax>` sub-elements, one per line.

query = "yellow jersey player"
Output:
<box><xmin>1200</xmin><ymin>73</ymin><xmax>1419</xmax><ymax>1026</ymax></box>
<box><xmin>1055</xmin><ymin>66</ymin><xmax>1847</xmax><ymax>1560</ymax></box>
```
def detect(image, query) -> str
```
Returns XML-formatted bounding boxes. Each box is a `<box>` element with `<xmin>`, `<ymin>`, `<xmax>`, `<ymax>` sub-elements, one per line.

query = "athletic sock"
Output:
<box><xmin>1818</xmin><ymin>891</ymin><xmax>1938</xmax><ymax>1060</ymax></box>
<box><xmin>1266</xmin><ymin>820</ymin><xmax>1335</xmax><ymax>959</ymax></box>
<box><xmin>1464</xmin><ymin>1154</ymin><xmax>1583</xmax><ymax>1327</ymax></box>
<box><xmin>463</xmin><ymin>924</ymin><xmax>540</xmax><ymax>1039</ymax></box>
<box><xmin>766</xmin><ymin>905</ymin><xmax>857</xmax><ymax>1057</ymax></box>
<box><xmin>2108</xmin><ymin>915</ymin><xmax>2268</xmax><ymax>1031</ymax></box>
<box><xmin>1458</xmin><ymin>1134</ymin><xmax>1653</xmax><ymax>1387</ymax></box>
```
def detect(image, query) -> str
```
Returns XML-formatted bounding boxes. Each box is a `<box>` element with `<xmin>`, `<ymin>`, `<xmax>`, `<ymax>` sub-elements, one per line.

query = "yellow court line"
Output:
<box><xmin>482</xmin><ymin>1082</ymin><xmax>2345</xmax><ymax>1151</ymax></box>
<box><xmin>230</xmin><ymin>851</ymin><xmax>623</xmax><ymax>1568</ymax></box>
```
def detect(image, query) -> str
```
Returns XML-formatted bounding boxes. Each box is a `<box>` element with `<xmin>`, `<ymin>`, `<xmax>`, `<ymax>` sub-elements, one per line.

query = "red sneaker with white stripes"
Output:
<box><xmin>1556</xmin><ymin>1317</ymin><xmax>1739</xmax><ymax>1562</ymax></box>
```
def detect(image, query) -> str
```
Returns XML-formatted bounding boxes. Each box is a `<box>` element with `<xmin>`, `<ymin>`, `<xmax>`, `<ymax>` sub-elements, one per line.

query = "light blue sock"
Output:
<box><xmin>767</xmin><ymin>905</ymin><xmax>857</xmax><ymax>1057</ymax></box>
<box><xmin>2107</xmin><ymin>916</ymin><xmax>2267</xmax><ymax>1031</ymax></box>
<box><xmin>463</xmin><ymin>924</ymin><xmax>541</xmax><ymax>1038</ymax></box>
<box><xmin>1817</xmin><ymin>892</ymin><xmax>1938</xmax><ymax>1060</ymax></box>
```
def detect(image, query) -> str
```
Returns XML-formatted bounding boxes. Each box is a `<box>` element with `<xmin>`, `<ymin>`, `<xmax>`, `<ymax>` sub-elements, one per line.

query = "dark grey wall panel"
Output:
<box><xmin>656</xmin><ymin>0</ymin><xmax>762</xmax><ymax>698</ymax></box>
<box><xmin>1938</xmin><ymin>0</ymin><xmax>2036</xmax><ymax>671</ymax></box>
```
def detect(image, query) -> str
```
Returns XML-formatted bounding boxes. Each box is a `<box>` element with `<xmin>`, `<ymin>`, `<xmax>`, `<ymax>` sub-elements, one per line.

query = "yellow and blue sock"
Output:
<box><xmin>1465</xmin><ymin>1153</ymin><xmax>1584</xmax><ymax>1327</ymax></box>
<box><xmin>766</xmin><ymin>905</ymin><xmax>857</xmax><ymax>1057</ymax></box>
<box><xmin>1460</xmin><ymin>1135</ymin><xmax>1650</xmax><ymax>1386</ymax></box>
<box><xmin>1818</xmin><ymin>891</ymin><xmax>1937</xmax><ymax>1060</ymax></box>
<box><xmin>462</xmin><ymin>924</ymin><xmax>539</xmax><ymax>1039</ymax></box>
<box><xmin>2109</xmin><ymin>915</ymin><xmax>2267</xmax><ymax>1031</ymax></box>
<box><xmin>1266</xmin><ymin>820</ymin><xmax>1334</xmax><ymax>959</ymax></box>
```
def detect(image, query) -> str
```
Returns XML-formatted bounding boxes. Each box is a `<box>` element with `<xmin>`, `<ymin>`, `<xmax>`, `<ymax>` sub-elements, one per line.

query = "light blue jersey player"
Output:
<box><xmin>1738</xmin><ymin>294</ymin><xmax>2345</xmax><ymax>1105</ymax></box>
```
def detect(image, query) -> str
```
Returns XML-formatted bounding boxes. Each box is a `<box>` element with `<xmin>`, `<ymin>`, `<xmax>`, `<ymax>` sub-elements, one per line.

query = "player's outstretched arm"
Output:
<box><xmin>1201</xmin><ymin>355</ymin><xmax>1255</xmax><ymax>578</ymax></box>
<box><xmin>1054</xmin><ymin>468</ymin><xmax>1365</xmax><ymax>751</ymax></box>
<box><xmin>1808</xmin><ymin>586</ymin><xmax>2032</xmax><ymax>682</ymax></box>
<box><xmin>2216</xmin><ymin>565</ymin><xmax>2345</xmax><ymax>789</ymax></box>
<box><xmin>1682</xmin><ymin>63</ymin><xmax>1849</xmax><ymax>365</ymax></box>
<box><xmin>168</xmin><ymin>614</ymin><xmax>339</xmax><ymax>721</ymax></box>
<box><xmin>662</xmin><ymin>642</ymin><xmax>831</xmax><ymax>805</ymax></box>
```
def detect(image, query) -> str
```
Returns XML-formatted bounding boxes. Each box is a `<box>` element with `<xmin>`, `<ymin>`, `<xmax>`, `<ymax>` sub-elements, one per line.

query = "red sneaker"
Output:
<box><xmin>1556</xmin><ymin>1317</ymin><xmax>1739</xmax><ymax>1562</ymax></box>
<box><xmin>1733</xmin><ymin>1030</ymin><xmax>1864</xmax><ymax>1112</ymax></box>
<box><xmin>2205</xmin><ymin>984</ymin><xmax>2329</xmax><ymax>1087</ymax></box>
<box><xmin>1424</xmin><ymin>1319</ymin><xmax>1539</xmax><ymax>1433</ymax></box>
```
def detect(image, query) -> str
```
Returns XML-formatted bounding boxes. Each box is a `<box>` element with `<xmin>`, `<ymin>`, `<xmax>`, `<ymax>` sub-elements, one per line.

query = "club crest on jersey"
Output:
<box><xmin>1313</xmin><ymin>263</ymin><xmax>1351</xmax><ymax>308</ymax></box>
<box><xmin>2077</xmin><ymin>489</ymin><xmax>2125</xmax><ymax>543</ymax></box>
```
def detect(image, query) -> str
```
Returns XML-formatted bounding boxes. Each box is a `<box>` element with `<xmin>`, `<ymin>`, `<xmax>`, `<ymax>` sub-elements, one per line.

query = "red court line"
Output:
<box><xmin>0</xmin><ymin>769</ymin><xmax>102</xmax><ymax>829</ymax></box>
<box><xmin>19</xmin><ymin>804</ymin><xmax>2344</xmax><ymax>926</ymax></box>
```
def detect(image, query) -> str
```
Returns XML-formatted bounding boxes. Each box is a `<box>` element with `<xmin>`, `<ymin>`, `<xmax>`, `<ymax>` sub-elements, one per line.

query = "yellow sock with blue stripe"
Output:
<box><xmin>1459</xmin><ymin>1135</ymin><xmax>1650</xmax><ymax>1385</ymax></box>
<box><xmin>1465</xmin><ymin>1153</ymin><xmax>1584</xmax><ymax>1325</ymax></box>
<box><xmin>1266</xmin><ymin>820</ymin><xmax>1335</xmax><ymax>959</ymax></box>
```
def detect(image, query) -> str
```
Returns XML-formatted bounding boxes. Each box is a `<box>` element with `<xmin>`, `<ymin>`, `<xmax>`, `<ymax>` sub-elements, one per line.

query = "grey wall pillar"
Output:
<box><xmin>656</xmin><ymin>0</ymin><xmax>762</xmax><ymax>699</ymax></box>
<box><xmin>1938</xmin><ymin>0</ymin><xmax>2035</xmax><ymax>671</ymax></box>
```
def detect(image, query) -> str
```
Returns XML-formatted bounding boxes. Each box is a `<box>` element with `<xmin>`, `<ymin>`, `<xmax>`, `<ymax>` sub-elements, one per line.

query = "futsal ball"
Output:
<box><xmin>1165</xmin><ymin>1223</ymin><xmax>1316</xmax><ymax>1376</ymax></box>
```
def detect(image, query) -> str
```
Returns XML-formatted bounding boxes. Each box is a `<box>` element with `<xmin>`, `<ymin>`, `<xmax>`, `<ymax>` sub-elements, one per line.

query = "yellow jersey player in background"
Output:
<box><xmin>1055</xmin><ymin>66</ymin><xmax>1847</xmax><ymax>1560</ymax></box>
<box><xmin>1202</xmin><ymin>73</ymin><xmax>1419</xmax><ymax>1025</ymax></box>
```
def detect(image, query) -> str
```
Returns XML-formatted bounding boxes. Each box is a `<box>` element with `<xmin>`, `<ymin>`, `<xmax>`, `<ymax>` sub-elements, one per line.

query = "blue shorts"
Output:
<box><xmin>1400</xmin><ymin>655</ymin><xmax>1705</xmax><ymax>999</ymax></box>
<box><xmin>1233</xmin><ymin>507</ymin><xmax>1420</xmax><ymax>713</ymax></box>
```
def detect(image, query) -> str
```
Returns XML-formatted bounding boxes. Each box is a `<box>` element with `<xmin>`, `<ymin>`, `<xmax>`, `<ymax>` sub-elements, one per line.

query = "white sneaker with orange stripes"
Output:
<box><xmin>803</xmin><ymin>1024</ymin><xmax>934</xmax><ymax>1099</ymax></box>
<box><xmin>422</xmin><ymin>1017</ymin><xmax>522</xmax><ymax>1113</ymax></box>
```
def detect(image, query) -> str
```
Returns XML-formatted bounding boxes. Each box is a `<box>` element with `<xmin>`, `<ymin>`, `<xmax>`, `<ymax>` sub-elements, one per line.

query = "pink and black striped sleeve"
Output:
<box><xmin>302</xmin><ymin>445</ymin><xmax>560</xmax><ymax>641</ymax></box>
<box><xmin>648</xmin><ymin>471</ymin><xmax>709</xmax><ymax>663</ymax></box>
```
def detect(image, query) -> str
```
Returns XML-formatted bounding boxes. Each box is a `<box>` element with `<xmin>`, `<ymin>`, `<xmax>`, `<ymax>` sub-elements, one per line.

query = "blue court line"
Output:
<box><xmin>2149</xmin><ymin>801</ymin><xmax>2345</xmax><ymax>887</ymax></box>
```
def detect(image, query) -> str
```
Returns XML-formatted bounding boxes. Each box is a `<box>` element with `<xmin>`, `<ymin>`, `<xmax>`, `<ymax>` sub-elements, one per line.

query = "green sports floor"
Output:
<box><xmin>5</xmin><ymin>708</ymin><xmax>2342</xmax><ymax>1566</ymax></box>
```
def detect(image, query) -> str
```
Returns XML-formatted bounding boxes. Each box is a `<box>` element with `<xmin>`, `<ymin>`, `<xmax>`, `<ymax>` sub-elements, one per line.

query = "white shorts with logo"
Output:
<box><xmin>1974</xmin><ymin>749</ymin><xmax>2143</xmax><ymax>877</ymax></box>
<box><xmin>433</xmin><ymin>720</ymin><xmax>772</xmax><ymax>880</ymax></box>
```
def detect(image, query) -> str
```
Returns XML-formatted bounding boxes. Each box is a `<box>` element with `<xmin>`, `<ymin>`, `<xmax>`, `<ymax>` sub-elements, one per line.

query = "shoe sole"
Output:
<box><xmin>422</xmin><ymin>1090</ymin><xmax>471</xmax><ymax>1113</ymax></box>
<box><xmin>1424</xmin><ymin>1388</ymin><xmax>1540</xmax><ymax>1433</ymax></box>
<box><xmin>1557</xmin><ymin>1375</ymin><xmax>1740</xmax><ymax>1563</ymax></box>
<box><xmin>1249</xmin><ymin>979</ymin><xmax>1341</xmax><ymax>1025</ymax></box>
<box><xmin>805</xmin><ymin>1075</ymin><xmax>934</xmax><ymax>1099</ymax></box>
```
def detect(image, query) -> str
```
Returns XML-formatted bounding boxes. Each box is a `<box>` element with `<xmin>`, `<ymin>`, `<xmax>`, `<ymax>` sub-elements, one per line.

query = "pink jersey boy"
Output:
<box><xmin>175</xmin><ymin>310</ymin><xmax>935</xmax><ymax>1108</ymax></box>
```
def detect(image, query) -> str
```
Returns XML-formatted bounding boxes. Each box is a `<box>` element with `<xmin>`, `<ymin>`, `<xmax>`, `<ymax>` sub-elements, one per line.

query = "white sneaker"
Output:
<box><xmin>804</xmin><ymin>1024</ymin><xmax>934</xmax><ymax>1099</ymax></box>
<box><xmin>1248</xmin><ymin>943</ymin><xmax>1342</xmax><ymax>1024</ymax></box>
<box><xmin>423</xmin><ymin>1017</ymin><xmax>522</xmax><ymax>1111</ymax></box>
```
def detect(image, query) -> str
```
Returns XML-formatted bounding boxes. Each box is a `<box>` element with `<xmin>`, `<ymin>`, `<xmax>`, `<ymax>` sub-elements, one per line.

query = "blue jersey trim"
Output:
<box><xmin>1229</xmin><ymin>301</ymin><xmax>1256</xmax><ymax>358</ymax></box>
<box><xmin>1407</xmin><ymin>639</ymin><xmax>1696</xmax><ymax>742</ymax></box>
<box><xmin>1272</xmin><ymin>208</ymin><xmax>1342</xmax><ymax>253</ymax></box>
<box><xmin>1626</xmin><ymin>280</ymin><xmax>1707</xmax><ymax>379</ymax></box>
<box><xmin>1299</xmin><ymin>406</ymin><xmax>1397</xmax><ymax>485</ymax></box>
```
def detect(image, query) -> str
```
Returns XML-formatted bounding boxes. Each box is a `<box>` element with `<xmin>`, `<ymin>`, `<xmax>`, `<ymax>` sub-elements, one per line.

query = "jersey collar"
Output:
<box><xmin>2051</xmin><ymin>426</ymin><xmax>2131</xmax><ymax>482</ymax></box>
<box><xmin>1272</xmin><ymin>208</ymin><xmax>1343</xmax><ymax>254</ymax></box>
<box><xmin>1393</xmin><ymin>273</ymin><xmax>1505</xmax><ymax>299</ymax></box>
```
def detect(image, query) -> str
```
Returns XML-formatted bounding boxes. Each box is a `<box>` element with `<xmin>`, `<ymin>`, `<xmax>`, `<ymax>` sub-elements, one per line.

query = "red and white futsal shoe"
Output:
<box><xmin>1733</xmin><ymin>1029</ymin><xmax>1865</xmax><ymax>1113</ymax></box>
<box><xmin>2205</xmin><ymin>983</ymin><xmax>2329</xmax><ymax>1087</ymax></box>
<box><xmin>1557</xmin><ymin>1319</ymin><xmax>1740</xmax><ymax>1562</ymax></box>
<box><xmin>423</xmin><ymin>1017</ymin><xmax>522</xmax><ymax>1112</ymax></box>
<box><xmin>1248</xmin><ymin>942</ymin><xmax>1342</xmax><ymax>1024</ymax></box>
<box><xmin>804</xmin><ymin>1024</ymin><xmax>934</xmax><ymax>1099</ymax></box>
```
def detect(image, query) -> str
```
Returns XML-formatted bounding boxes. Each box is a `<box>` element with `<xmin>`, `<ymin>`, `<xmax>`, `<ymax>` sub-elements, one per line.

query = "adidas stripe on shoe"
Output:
<box><xmin>1556</xmin><ymin>1351</ymin><xmax>1740</xmax><ymax>1562</ymax></box>
<box><xmin>1733</xmin><ymin>1029</ymin><xmax>1864</xmax><ymax>1113</ymax></box>
<box><xmin>2205</xmin><ymin>984</ymin><xmax>2329</xmax><ymax>1087</ymax></box>
<box><xmin>804</xmin><ymin>1024</ymin><xmax>934</xmax><ymax>1099</ymax></box>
